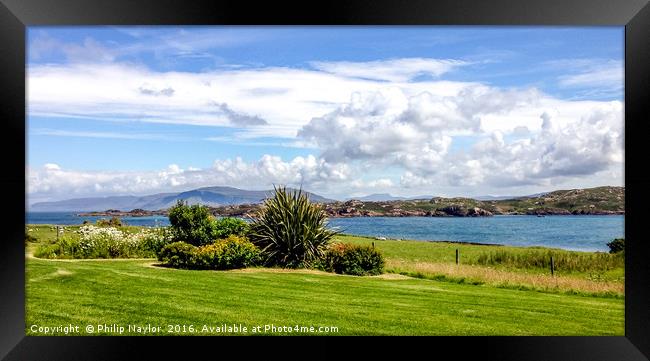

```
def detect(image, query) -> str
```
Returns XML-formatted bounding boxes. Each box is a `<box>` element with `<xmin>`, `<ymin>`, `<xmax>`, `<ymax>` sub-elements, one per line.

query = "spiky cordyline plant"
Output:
<box><xmin>248</xmin><ymin>186</ymin><xmax>339</xmax><ymax>268</ymax></box>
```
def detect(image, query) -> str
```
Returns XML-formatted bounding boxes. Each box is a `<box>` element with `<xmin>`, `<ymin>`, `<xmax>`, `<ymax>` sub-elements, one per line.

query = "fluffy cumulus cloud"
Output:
<box><xmin>27</xmin><ymin>155</ymin><xmax>352</xmax><ymax>202</ymax></box>
<box><xmin>297</xmin><ymin>86</ymin><xmax>623</xmax><ymax>191</ymax></box>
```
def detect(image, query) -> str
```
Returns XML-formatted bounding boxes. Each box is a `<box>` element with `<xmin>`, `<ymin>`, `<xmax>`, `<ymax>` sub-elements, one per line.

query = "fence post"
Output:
<box><xmin>456</xmin><ymin>249</ymin><xmax>459</xmax><ymax>265</ymax></box>
<box><xmin>550</xmin><ymin>256</ymin><xmax>555</xmax><ymax>276</ymax></box>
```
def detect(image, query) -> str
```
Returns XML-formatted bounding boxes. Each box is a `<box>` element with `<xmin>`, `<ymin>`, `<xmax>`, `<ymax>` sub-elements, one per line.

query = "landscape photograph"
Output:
<box><xmin>25</xmin><ymin>26</ymin><xmax>625</xmax><ymax>335</ymax></box>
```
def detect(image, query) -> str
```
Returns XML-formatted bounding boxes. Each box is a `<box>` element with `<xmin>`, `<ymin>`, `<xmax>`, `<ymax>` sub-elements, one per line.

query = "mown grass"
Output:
<box><xmin>25</xmin><ymin>257</ymin><xmax>624</xmax><ymax>336</ymax></box>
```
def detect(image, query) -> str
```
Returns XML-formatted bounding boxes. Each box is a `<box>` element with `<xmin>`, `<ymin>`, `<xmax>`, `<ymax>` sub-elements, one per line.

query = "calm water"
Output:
<box><xmin>26</xmin><ymin>212</ymin><xmax>624</xmax><ymax>252</ymax></box>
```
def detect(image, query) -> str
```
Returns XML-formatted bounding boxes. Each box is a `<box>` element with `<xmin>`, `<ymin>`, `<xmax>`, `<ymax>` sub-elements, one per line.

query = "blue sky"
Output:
<box><xmin>27</xmin><ymin>26</ymin><xmax>624</xmax><ymax>202</ymax></box>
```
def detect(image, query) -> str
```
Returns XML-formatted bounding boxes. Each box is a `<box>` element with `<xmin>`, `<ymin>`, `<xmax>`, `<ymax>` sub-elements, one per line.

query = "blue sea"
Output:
<box><xmin>26</xmin><ymin>212</ymin><xmax>624</xmax><ymax>252</ymax></box>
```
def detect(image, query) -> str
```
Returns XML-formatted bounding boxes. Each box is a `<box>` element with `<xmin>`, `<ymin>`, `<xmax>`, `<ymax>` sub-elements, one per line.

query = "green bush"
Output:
<box><xmin>33</xmin><ymin>235</ymin><xmax>82</xmax><ymax>259</ymax></box>
<box><xmin>158</xmin><ymin>241</ymin><xmax>197</xmax><ymax>268</ymax></box>
<box><xmin>607</xmin><ymin>238</ymin><xmax>624</xmax><ymax>254</ymax></box>
<box><xmin>192</xmin><ymin>235</ymin><xmax>260</xmax><ymax>270</ymax></box>
<box><xmin>33</xmin><ymin>243</ymin><xmax>61</xmax><ymax>259</ymax></box>
<box><xmin>213</xmin><ymin>217</ymin><xmax>250</xmax><ymax>239</ymax></box>
<box><xmin>248</xmin><ymin>186</ymin><xmax>339</xmax><ymax>268</ymax></box>
<box><xmin>25</xmin><ymin>232</ymin><xmax>39</xmax><ymax>244</ymax></box>
<box><xmin>320</xmin><ymin>243</ymin><xmax>385</xmax><ymax>276</ymax></box>
<box><xmin>168</xmin><ymin>200</ymin><xmax>217</xmax><ymax>246</ymax></box>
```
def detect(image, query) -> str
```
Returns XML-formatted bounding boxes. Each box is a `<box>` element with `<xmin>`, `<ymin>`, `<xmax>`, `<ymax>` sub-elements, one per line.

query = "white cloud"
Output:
<box><xmin>310</xmin><ymin>58</ymin><xmax>468</xmax><ymax>82</ymax></box>
<box><xmin>558</xmin><ymin>60</ymin><xmax>623</xmax><ymax>91</ymax></box>
<box><xmin>27</xmin><ymin>155</ymin><xmax>352</xmax><ymax>203</ymax></box>
<box><xmin>548</xmin><ymin>59</ymin><xmax>623</xmax><ymax>98</ymax></box>
<box><xmin>298</xmin><ymin>86</ymin><xmax>623</xmax><ymax>191</ymax></box>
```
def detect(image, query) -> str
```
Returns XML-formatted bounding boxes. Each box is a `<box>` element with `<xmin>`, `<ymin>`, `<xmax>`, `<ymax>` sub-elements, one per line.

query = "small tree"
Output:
<box><xmin>167</xmin><ymin>200</ymin><xmax>217</xmax><ymax>246</ymax></box>
<box><xmin>248</xmin><ymin>186</ymin><xmax>339</xmax><ymax>268</ymax></box>
<box><xmin>607</xmin><ymin>238</ymin><xmax>624</xmax><ymax>254</ymax></box>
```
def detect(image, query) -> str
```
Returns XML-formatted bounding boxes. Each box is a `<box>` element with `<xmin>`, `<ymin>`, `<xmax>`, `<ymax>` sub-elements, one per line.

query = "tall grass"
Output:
<box><xmin>388</xmin><ymin>260</ymin><xmax>624</xmax><ymax>296</ymax></box>
<box><xmin>474</xmin><ymin>249</ymin><xmax>624</xmax><ymax>272</ymax></box>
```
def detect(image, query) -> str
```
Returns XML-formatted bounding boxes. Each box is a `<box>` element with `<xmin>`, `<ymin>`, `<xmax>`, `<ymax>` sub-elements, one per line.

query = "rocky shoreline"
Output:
<box><xmin>77</xmin><ymin>203</ymin><xmax>624</xmax><ymax>219</ymax></box>
<box><xmin>77</xmin><ymin>186</ymin><xmax>624</xmax><ymax>219</ymax></box>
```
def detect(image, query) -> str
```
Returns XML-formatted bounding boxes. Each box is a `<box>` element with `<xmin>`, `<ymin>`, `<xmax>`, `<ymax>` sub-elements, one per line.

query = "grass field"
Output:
<box><xmin>337</xmin><ymin>235</ymin><xmax>624</xmax><ymax>296</ymax></box>
<box><xmin>25</xmin><ymin>224</ymin><xmax>625</xmax><ymax>335</ymax></box>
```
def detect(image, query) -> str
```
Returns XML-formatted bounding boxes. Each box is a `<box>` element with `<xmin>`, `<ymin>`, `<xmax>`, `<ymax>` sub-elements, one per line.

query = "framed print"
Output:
<box><xmin>1</xmin><ymin>0</ymin><xmax>649</xmax><ymax>359</ymax></box>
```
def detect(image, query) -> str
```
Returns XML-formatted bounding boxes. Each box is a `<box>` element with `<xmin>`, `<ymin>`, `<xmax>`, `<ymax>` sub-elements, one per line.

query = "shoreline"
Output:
<box><xmin>62</xmin><ymin>211</ymin><xmax>625</xmax><ymax>218</ymax></box>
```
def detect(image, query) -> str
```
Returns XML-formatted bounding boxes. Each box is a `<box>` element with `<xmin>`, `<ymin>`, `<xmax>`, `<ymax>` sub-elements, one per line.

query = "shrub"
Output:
<box><xmin>213</xmin><ymin>217</ymin><xmax>250</xmax><ymax>239</ymax></box>
<box><xmin>138</xmin><ymin>227</ymin><xmax>174</xmax><ymax>257</ymax></box>
<box><xmin>32</xmin><ymin>225</ymin><xmax>173</xmax><ymax>259</ymax></box>
<box><xmin>607</xmin><ymin>238</ymin><xmax>624</xmax><ymax>254</ymax></box>
<box><xmin>248</xmin><ymin>186</ymin><xmax>339</xmax><ymax>268</ymax></box>
<box><xmin>77</xmin><ymin>225</ymin><xmax>132</xmax><ymax>258</ymax></box>
<box><xmin>33</xmin><ymin>244</ymin><xmax>61</xmax><ymax>259</ymax></box>
<box><xmin>25</xmin><ymin>232</ymin><xmax>38</xmax><ymax>244</ymax></box>
<box><xmin>168</xmin><ymin>200</ymin><xmax>217</xmax><ymax>246</ymax></box>
<box><xmin>158</xmin><ymin>242</ymin><xmax>197</xmax><ymax>268</ymax></box>
<box><xmin>97</xmin><ymin>216</ymin><xmax>123</xmax><ymax>227</ymax></box>
<box><xmin>34</xmin><ymin>235</ymin><xmax>82</xmax><ymax>259</ymax></box>
<box><xmin>192</xmin><ymin>235</ymin><xmax>260</xmax><ymax>270</ymax></box>
<box><xmin>321</xmin><ymin>243</ymin><xmax>385</xmax><ymax>276</ymax></box>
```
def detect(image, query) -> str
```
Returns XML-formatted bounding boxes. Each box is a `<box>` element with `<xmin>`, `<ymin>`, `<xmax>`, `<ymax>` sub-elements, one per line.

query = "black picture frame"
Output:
<box><xmin>1</xmin><ymin>0</ymin><xmax>648</xmax><ymax>359</ymax></box>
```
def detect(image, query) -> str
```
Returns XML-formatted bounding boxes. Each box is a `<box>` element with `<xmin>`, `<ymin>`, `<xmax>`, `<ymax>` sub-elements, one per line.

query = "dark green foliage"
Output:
<box><xmin>191</xmin><ymin>235</ymin><xmax>260</xmax><ymax>270</ymax></box>
<box><xmin>248</xmin><ymin>186</ymin><xmax>339</xmax><ymax>268</ymax></box>
<box><xmin>96</xmin><ymin>216</ymin><xmax>123</xmax><ymax>227</ymax></box>
<box><xmin>25</xmin><ymin>232</ymin><xmax>39</xmax><ymax>244</ymax></box>
<box><xmin>475</xmin><ymin>248</ymin><xmax>623</xmax><ymax>272</ymax></box>
<box><xmin>606</xmin><ymin>238</ymin><xmax>624</xmax><ymax>254</ymax></box>
<box><xmin>321</xmin><ymin>243</ymin><xmax>385</xmax><ymax>276</ymax></box>
<box><xmin>213</xmin><ymin>217</ymin><xmax>249</xmax><ymax>239</ymax></box>
<box><xmin>168</xmin><ymin>200</ymin><xmax>217</xmax><ymax>246</ymax></box>
<box><xmin>158</xmin><ymin>242</ymin><xmax>197</xmax><ymax>268</ymax></box>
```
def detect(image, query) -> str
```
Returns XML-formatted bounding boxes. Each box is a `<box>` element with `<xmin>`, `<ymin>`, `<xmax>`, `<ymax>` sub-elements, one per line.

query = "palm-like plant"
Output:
<box><xmin>248</xmin><ymin>186</ymin><xmax>339</xmax><ymax>268</ymax></box>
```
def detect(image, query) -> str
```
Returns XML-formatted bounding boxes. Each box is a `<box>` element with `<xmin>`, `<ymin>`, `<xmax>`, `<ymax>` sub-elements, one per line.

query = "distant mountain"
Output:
<box><xmin>474</xmin><ymin>195</ymin><xmax>517</xmax><ymax>201</ymax></box>
<box><xmin>475</xmin><ymin>192</ymin><xmax>550</xmax><ymax>201</ymax></box>
<box><xmin>353</xmin><ymin>193</ymin><xmax>436</xmax><ymax>201</ymax></box>
<box><xmin>354</xmin><ymin>193</ymin><xmax>406</xmax><ymax>202</ymax></box>
<box><xmin>30</xmin><ymin>186</ymin><xmax>334</xmax><ymax>212</ymax></box>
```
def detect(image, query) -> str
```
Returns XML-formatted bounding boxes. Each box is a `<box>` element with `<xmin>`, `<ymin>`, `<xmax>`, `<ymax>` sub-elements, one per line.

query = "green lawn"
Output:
<box><xmin>25</xmin><ymin>256</ymin><xmax>623</xmax><ymax>336</ymax></box>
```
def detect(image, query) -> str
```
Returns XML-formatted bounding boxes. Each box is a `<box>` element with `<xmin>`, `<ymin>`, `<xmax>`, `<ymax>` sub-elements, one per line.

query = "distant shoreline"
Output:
<box><xmin>69</xmin><ymin>210</ymin><xmax>625</xmax><ymax>218</ymax></box>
